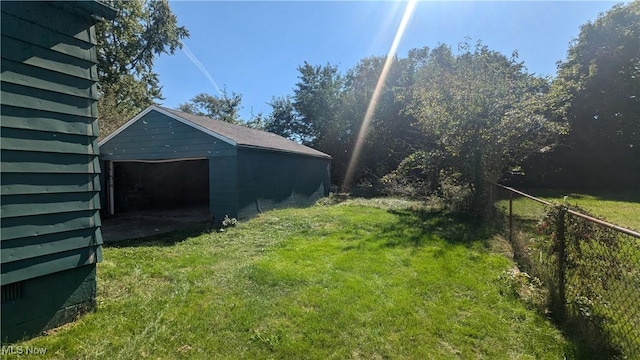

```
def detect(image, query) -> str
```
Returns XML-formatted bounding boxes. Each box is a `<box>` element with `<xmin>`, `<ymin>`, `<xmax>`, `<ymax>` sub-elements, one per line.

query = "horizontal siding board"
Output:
<box><xmin>1</xmin><ymin>228</ymin><xmax>102</xmax><ymax>264</ymax></box>
<box><xmin>1</xmin><ymin>173</ymin><xmax>100</xmax><ymax>196</ymax></box>
<box><xmin>0</xmin><ymin>210</ymin><xmax>101</xmax><ymax>241</ymax></box>
<box><xmin>1</xmin><ymin>59</ymin><xmax>97</xmax><ymax>100</ymax></box>
<box><xmin>1</xmin><ymin>14</ymin><xmax>96</xmax><ymax>63</ymax></box>
<box><xmin>1</xmin><ymin>150</ymin><xmax>99</xmax><ymax>174</ymax></box>
<box><xmin>1</xmin><ymin>127</ymin><xmax>98</xmax><ymax>155</ymax></box>
<box><xmin>1</xmin><ymin>82</ymin><xmax>96</xmax><ymax>118</ymax></box>
<box><xmin>1</xmin><ymin>36</ymin><xmax>96</xmax><ymax>81</ymax></box>
<box><xmin>1</xmin><ymin>246</ymin><xmax>100</xmax><ymax>286</ymax></box>
<box><xmin>0</xmin><ymin>105</ymin><xmax>94</xmax><ymax>136</ymax></box>
<box><xmin>1</xmin><ymin>192</ymin><xmax>101</xmax><ymax>219</ymax></box>
<box><xmin>0</xmin><ymin>2</ymin><xmax>93</xmax><ymax>44</ymax></box>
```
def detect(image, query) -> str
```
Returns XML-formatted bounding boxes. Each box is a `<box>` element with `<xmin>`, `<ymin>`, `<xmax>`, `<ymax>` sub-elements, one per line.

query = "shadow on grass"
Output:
<box><xmin>103</xmin><ymin>224</ymin><xmax>211</xmax><ymax>249</ymax></box>
<box><xmin>381</xmin><ymin>208</ymin><xmax>495</xmax><ymax>248</ymax></box>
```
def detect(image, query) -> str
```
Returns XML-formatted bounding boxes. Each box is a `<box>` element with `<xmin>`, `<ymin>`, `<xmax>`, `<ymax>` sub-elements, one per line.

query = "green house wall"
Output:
<box><xmin>1</xmin><ymin>1</ymin><xmax>114</xmax><ymax>342</ymax></box>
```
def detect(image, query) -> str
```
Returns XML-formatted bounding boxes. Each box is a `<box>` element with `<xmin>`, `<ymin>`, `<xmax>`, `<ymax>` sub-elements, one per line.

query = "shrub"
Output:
<box><xmin>438</xmin><ymin>170</ymin><xmax>473</xmax><ymax>212</ymax></box>
<box><xmin>381</xmin><ymin>150</ymin><xmax>445</xmax><ymax>199</ymax></box>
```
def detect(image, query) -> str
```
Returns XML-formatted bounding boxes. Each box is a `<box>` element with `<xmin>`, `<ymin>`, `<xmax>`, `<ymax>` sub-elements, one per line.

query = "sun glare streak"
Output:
<box><xmin>182</xmin><ymin>44</ymin><xmax>223</xmax><ymax>96</ymax></box>
<box><xmin>342</xmin><ymin>0</ymin><xmax>418</xmax><ymax>191</ymax></box>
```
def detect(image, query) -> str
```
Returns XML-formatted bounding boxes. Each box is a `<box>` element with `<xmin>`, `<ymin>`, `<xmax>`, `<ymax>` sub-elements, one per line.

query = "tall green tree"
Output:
<box><xmin>403</xmin><ymin>42</ymin><xmax>561</xmax><ymax>213</ymax></box>
<box><xmin>97</xmin><ymin>0</ymin><xmax>189</xmax><ymax>137</ymax></box>
<box><xmin>293</xmin><ymin>62</ymin><xmax>346</xmax><ymax>147</ymax></box>
<box><xmin>245</xmin><ymin>111</ymin><xmax>266</xmax><ymax>130</ymax></box>
<box><xmin>293</xmin><ymin>62</ymin><xmax>351</xmax><ymax>183</ymax></box>
<box><xmin>341</xmin><ymin>54</ymin><xmax>428</xmax><ymax>185</ymax></box>
<box><xmin>178</xmin><ymin>90</ymin><xmax>243</xmax><ymax>124</ymax></box>
<box><xmin>547</xmin><ymin>2</ymin><xmax>640</xmax><ymax>188</ymax></box>
<box><xmin>264</xmin><ymin>96</ymin><xmax>311</xmax><ymax>143</ymax></box>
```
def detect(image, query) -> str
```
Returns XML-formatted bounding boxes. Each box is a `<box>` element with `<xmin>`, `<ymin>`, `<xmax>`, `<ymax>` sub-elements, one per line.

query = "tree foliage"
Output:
<box><xmin>399</xmin><ymin>42</ymin><xmax>560</xmax><ymax>212</ymax></box>
<box><xmin>293</xmin><ymin>62</ymin><xmax>347</xmax><ymax>148</ymax></box>
<box><xmin>268</xmin><ymin>42</ymin><xmax>561</xmax><ymax>204</ymax></box>
<box><xmin>178</xmin><ymin>89</ymin><xmax>243</xmax><ymax>124</ymax></box>
<box><xmin>291</xmin><ymin>62</ymin><xmax>356</xmax><ymax>183</ymax></box>
<box><xmin>244</xmin><ymin>3</ymin><xmax>636</xmax><ymax>209</ymax></box>
<box><xmin>263</xmin><ymin>96</ymin><xmax>309</xmax><ymax>142</ymax></box>
<box><xmin>545</xmin><ymin>2</ymin><xmax>640</xmax><ymax>188</ymax></box>
<box><xmin>96</xmin><ymin>0</ymin><xmax>189</xmax><ymax>137</ymax></box>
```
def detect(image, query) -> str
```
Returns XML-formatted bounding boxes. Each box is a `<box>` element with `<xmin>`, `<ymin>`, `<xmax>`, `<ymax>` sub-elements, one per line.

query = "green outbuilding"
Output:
<box><xmin>1</xmin><ymin>1</ymin><xmax>116</xmax><ymax>342</ymax></box>
<box><xmin>99</xmin><ymin>106</ymin><xmax>331</xmax><ymax>224</ymax></box>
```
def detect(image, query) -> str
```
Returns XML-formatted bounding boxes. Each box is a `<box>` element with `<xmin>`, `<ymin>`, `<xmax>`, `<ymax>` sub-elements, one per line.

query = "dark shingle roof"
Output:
<box><xmin>157</xmin><ymin>106</ymin><xmax>331</xmax><ymax>159</ymax></box>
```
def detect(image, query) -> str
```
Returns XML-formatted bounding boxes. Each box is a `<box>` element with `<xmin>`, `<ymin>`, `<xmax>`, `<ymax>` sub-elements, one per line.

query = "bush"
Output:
<box><xmin>381</xmin><ymin>150</ymin><xmax>445</xmax><ymax>199</ymax></box>
<box><xmin>438</xmin><ymin>170</ymin><xmax>473</xmax><ymax>212</ymax></box>
<box><xmin>350</xmin><ymin>179</ymin><xmax>384</xmax><ymax>198</ymax></box>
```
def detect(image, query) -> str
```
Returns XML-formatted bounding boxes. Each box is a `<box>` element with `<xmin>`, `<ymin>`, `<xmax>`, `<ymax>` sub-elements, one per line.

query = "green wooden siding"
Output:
<box><xmin>236</xmin><ymin>148</ymin><xmax>331</xmax><ymax>220</ymax></box>
<box><xmin>1</xmin><ymin>211</ymin><xmax>101</xmax><ymax>242</ymax></box>
<box><xmin>1</xmin><ymin>127</ymin><xmax>98</xmax><ymax>155</ymax></box>
<box><xmin>209</xmin><ymin>154</ymin><xmax>239</xmax><ymax>222</ymax></box>
<box><xmin>1</xmin><ymin>14</ymin><xmax>96</xmax><ymax>63</ymax></box>
<box><xmin>100</xmin><ymin>110</ymin><xmax>235</xmax><ymax>161</ymax></box>
<box><xmin>1</xmin><ymin>150</ymin><xmax>100</xmax><ymax>173</ymax></box>
<box><xmin>0</xmin><ymin>0</ymin><xmax>113</xmax><ymax>342</ymax></box>
<box><xmin>2</xmin><ymin>228</ymin><xmax>101</xmax><ymax>265</ymax></box>
<box><xmin>1</xmin><ymin>105</ymin><xmax>97</xmax><ymax>136</ymax></box>
<box><xmin>0</xmin><ymin>2</ymin><xmax>97</xmax><ymax>45</ymax></box>
<box><xmin>1</xmin><ymin>172</ymin><xmax>101</xmax><ymax>195</ymax></box>
<box><xmin>0</xmin><ymin>1</ymin><xmax>105</xmax><ymax>287</ymax></box>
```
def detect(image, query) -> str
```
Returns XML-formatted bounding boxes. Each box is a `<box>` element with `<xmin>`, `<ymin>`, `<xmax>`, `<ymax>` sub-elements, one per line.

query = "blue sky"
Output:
<box><xmin>154</xmin><ymin>1</ymin><xmax>617</xmax><ymax>121</ymax></box>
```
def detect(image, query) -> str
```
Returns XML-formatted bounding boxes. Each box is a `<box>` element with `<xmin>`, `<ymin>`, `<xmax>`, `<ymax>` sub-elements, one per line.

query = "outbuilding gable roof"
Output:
<box><xmin>100</xmin><ymin>105</ymin><xmax>331</xmax><ymax>159</ymax></box>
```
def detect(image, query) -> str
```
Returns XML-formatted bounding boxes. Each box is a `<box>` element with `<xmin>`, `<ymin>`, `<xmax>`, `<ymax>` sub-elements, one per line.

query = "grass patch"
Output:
<box><xmin>14</xmin><ymin>201</ymin><xmax>572</xmax><ymax>359</ymax></box>
<box><xmin>523</xmin><ymin>189</ymin><xmax>640</xmax><ymax>231</ymax></box>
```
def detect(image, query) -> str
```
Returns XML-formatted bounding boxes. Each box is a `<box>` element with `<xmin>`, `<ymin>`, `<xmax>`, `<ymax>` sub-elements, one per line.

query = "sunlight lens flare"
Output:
<box><xmin>342</xmin><ymin>0</ymin><xmax>418</xmax><ymax>191</ymax></box>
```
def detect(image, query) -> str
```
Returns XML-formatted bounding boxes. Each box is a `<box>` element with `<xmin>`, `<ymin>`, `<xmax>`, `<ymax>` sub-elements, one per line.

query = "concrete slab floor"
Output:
<box><xmin>100</xmin><ymin>207</ymin><xmax>211</xmax><ymax>242</ymax></box>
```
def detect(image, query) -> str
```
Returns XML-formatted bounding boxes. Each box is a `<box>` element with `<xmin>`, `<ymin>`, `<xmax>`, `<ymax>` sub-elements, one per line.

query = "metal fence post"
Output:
<box><xmin>556</xmin><ymin>207</ymin><xmax>567</xmax><ymax>322</ymax></box>
<box><xmin>509</xmin><ymin>191</ymin><xmax>513</xmax><ymax>243</ymax></box>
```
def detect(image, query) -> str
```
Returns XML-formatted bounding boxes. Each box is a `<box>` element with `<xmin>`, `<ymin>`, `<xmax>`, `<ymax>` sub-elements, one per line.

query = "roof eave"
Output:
<box><xmin>238</xmin><ymin>144</ymin><xmax>332</xmax><ymax>159</ymax></box>
<box><xmin>54</xmin><ymin>1</ymin><xmax>117</xmax><ymax>22</ymax></box>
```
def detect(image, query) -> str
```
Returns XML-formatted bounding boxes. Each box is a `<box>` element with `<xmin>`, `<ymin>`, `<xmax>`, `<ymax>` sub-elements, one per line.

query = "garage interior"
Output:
<box><xmin>110</xmin><ymin>159</ymin><xmax>209</xmax><ymax>214</ymax></box>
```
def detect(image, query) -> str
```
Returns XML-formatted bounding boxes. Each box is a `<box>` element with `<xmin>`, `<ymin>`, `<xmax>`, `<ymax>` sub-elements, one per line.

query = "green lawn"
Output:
<box><xmin>525</xmin><ymin>189</ymin><xmax>640</xmax><ymax>231</ymax></box>
<box><xmin>14</xmin><ymin>200</ymin><xmax>572</xmax><ymax>359</ymax></box>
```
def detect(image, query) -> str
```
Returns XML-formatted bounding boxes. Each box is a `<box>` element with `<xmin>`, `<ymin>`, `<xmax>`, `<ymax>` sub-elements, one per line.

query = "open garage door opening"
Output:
<box><xmin>109</xmin><ymin>159</ymin><xmax>210</xmax><ymax>215</ymax></box>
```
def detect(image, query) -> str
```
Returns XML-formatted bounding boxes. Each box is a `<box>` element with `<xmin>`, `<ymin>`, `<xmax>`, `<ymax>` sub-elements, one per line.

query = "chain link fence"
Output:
<box><xmin>490</xmin><ymin>184</ymin><xmax>640</xmax><ymax>358</ymax></box>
